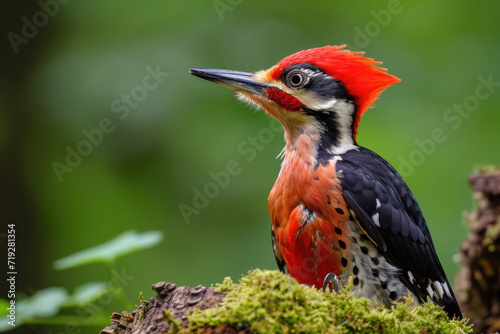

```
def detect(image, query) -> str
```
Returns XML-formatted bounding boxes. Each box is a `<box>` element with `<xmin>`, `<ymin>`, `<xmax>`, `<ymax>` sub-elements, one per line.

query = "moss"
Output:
<box><xmin>213</xmin><ymin>276</ymin><xmax>235</xmax><ymax>292</ymax></box>
<box><xmin>182</xmin><ymin>269</ymin><xmax>471</xmax><ymax>334</ymax></box>
<box><xmin>139</xmin><ymin>291</ymin><xmax>146</xmax><ymax>303</ymax></box>
<box><xmin>163</xmin><ymin>310</ymin><xmax>181</xmax><ymax>333</ymax></box>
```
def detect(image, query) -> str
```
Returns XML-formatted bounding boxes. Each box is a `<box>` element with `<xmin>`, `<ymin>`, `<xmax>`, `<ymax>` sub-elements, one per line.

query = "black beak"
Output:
<box><xmin>189</xmin><ymin>68</ymin><xmax>269</xmax><ymax>95</ymax></box>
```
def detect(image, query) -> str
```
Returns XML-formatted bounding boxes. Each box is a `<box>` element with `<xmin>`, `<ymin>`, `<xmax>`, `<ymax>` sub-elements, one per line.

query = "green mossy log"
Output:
<box><xmin>101</xmin><ymin>269</ymin><xmax>471</xmax><ymax>334</ymax></box>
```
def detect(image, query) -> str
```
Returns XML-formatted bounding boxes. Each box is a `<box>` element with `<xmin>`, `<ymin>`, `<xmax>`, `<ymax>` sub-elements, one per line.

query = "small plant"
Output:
<box><xmin>0</xmin><ymin>230</ymin><xmax>163</xmax><ymax>332</ymax></box>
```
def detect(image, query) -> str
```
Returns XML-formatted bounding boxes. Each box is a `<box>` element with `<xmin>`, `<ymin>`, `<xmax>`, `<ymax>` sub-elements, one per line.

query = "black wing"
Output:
<box><xmin>337</xmin><ymin>147</ymin><xmax>462</xmax><ymax>319</ymax></box>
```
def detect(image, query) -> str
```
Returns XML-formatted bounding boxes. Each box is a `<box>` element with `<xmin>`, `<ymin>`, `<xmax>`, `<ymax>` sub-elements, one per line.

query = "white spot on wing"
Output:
<box><xmin>432</xmin><ymin>281</ymin><xmax>444</xmax><ymax>299</ymax></box>
<box><xmin>372</xmin><ymin>212</ymin><xmax>380</xmax><ymax>227</ymax></box>
<box><xmin>407</xmin><ymin>271</ymin><xmax>416</xmax><ymax>283</ymax></box>
<box><xmin>426</xmin><ymin>284</ymin><xmax>434</xmax><ymax>299</ymax></box>
<box><xmin>442</xmin><ymin>281</ymin><xmax>451</xmax><ymax>298</ymax></box>
<box><xmin>376</xmin><ymin>198</ymin><xmax>381</xmax><ymax>209</ymax></box>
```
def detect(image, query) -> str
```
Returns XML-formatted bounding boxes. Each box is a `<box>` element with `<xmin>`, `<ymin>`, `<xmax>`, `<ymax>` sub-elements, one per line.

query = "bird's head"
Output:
<box><xmin>190</xmin><ymin>45</ymin><xmax>399</xmax><ymax>157</ymax></box>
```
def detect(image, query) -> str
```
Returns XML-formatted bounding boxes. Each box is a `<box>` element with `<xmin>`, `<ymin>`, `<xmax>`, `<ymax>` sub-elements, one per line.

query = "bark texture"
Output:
<box><xmin>100</xmin><ymin>282</ymin><xmax>245</xmax><ymax>334</ymax></box>
<box><xmin>456</xmin><ymin>169</ymin><xmax>500</xmax><ymax>334</ymax></box>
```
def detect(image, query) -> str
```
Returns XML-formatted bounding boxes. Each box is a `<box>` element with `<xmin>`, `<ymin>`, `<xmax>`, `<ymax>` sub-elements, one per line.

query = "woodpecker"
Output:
<box><xmin>190</xmin><ymin>45</ymin><xmax>462</xmax><ymax>319</ymax></box>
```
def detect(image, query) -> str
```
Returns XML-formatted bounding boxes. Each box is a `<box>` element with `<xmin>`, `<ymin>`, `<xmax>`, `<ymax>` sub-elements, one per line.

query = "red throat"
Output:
<box><xmin>268</xmin><ymin>45</ymin><xmax>400</xmax><ymax>139</ymax></box>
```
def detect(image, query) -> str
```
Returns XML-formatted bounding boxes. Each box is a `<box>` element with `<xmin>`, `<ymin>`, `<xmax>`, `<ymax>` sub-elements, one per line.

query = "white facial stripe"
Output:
<box><xmin>327</xmin><ymin>100</ymin><xmax>357</xmax><ymax>154</ymax></box>
<box><xmin>301</xmin><ymin>96</ymin><xmax>339</xmax><ymax>111</ymax></box>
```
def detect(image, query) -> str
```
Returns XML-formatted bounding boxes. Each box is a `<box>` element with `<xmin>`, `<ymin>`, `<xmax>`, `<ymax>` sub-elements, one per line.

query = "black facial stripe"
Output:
<box><xmin>308</xmin><ymin>74</ymin><xmax>353</xmax><ymax>102</ymax></box>
<box><xmin>303</xmin><ymin>107</ymin><xmax>340</xmax><ymax>167</ymax></box>
<box><xmin>280</xmin><ymin>63</ymin><xmax>355</xmax><ymax>103</ymax></box>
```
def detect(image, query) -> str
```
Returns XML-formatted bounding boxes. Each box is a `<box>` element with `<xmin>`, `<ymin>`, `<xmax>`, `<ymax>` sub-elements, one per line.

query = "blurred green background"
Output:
<box><xmin>1</xmin><ymin>0</ymin><xmax>499</xmax><ymax>332</ymax></box>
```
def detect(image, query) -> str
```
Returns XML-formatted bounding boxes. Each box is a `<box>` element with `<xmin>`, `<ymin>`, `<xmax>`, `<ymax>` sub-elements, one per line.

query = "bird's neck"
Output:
<box><xmin>282</xmin><ymin>130</ymin><xmax>320</xmax><ymax>168</ymax></box>
<box><xmin>282</xmin><ymin>110</ymin><xmax>358</xmax><ymax>167</ymax></box>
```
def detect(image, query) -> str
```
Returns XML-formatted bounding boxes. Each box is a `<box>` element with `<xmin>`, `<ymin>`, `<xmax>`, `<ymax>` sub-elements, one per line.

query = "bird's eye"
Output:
<box><xmin>285</xmin><ymin>70</ymin><xmax>309</xmax><ymax>89</ymax></box>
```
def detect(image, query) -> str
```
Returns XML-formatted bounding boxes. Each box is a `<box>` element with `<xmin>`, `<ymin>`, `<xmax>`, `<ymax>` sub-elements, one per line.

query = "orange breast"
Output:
<box><xmin>269</xmin><ymin>144</ymin><xmax>351</xmax><ymax>288</ymax></box>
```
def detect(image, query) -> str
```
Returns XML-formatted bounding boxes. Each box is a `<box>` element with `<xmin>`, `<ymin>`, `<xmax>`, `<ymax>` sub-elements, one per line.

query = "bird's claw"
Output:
<box><xmin>322</xmin><ymin>272</ymin><xmax>341</xmax><ymax>293</ymax></box>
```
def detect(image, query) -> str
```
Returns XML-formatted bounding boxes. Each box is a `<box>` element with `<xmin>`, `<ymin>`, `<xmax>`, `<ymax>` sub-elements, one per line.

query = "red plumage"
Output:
<box><xmin>266</xmin><ymin>87</ymin><xmax>304</xmax><ymax>111</ymax></box>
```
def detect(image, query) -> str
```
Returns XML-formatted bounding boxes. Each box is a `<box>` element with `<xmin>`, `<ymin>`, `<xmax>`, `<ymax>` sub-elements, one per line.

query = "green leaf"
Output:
<box><xmin>18</xmin><ymin>287</ymin><xmax>68</xmax><ymax>319</ymax></box>
<box><xmin>64</xmin><ymin>282</ymin><xmax>110</xmax><ymax>307</ymax></box>
<box><xmin>0</xmin><ymin>287</ymin><xmax>69</xmax><ymax>332</ymax></box>
<box><xmin>53</xmin><ymin>230</ymin><xmax>163</xmax><ymax>270</ymax></box>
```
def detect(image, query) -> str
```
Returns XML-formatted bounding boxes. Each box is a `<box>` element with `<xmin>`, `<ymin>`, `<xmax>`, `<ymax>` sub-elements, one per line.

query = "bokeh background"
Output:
<box><xmin>2</xmin><ymin>1</ymin><xmax>499</xmax><ymax>332</ymax></box>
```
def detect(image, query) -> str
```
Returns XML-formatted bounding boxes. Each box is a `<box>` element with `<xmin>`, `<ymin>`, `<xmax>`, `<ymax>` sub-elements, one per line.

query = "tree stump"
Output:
<box><xmin>455</xmin><ymin>169</ymin><xmax>500</xmax><ymax>333</ymax></box>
